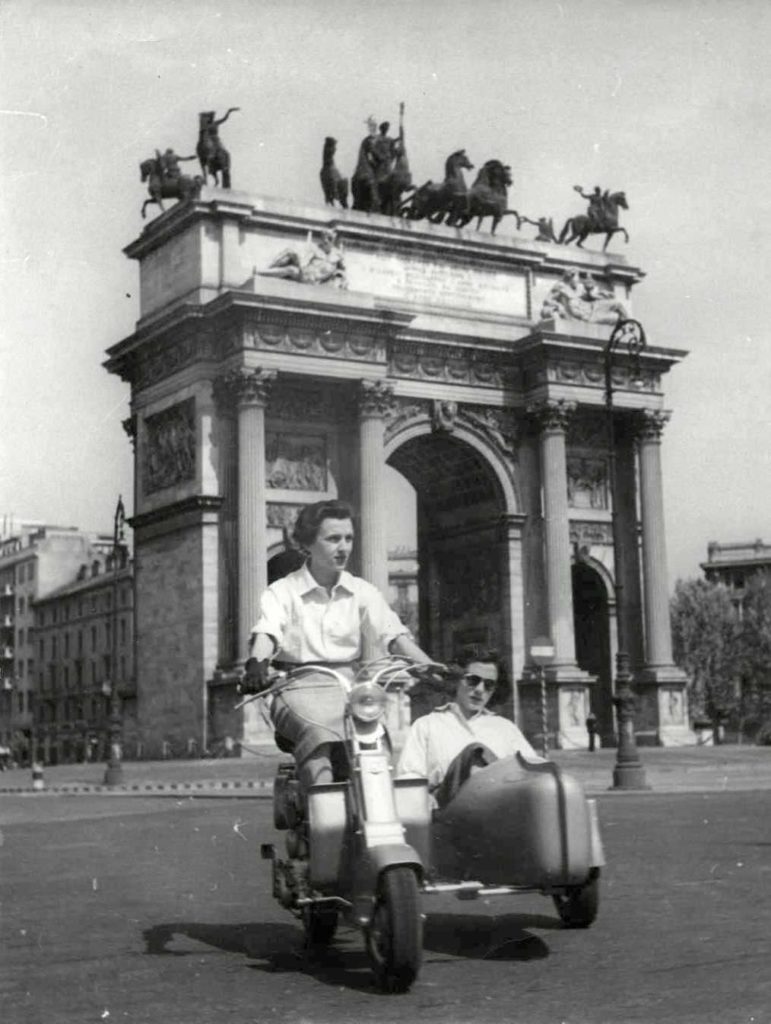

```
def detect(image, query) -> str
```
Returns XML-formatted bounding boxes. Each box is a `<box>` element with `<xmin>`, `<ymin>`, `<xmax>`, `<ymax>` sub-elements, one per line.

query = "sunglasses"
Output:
<box><xmin>462</xmin><ymin>674</ymin><xmax>496</xmax><ymax>693</ymax></box>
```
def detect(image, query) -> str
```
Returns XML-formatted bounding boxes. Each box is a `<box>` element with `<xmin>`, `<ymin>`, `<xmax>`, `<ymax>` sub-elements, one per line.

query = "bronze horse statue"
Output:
<box><xmin>450</xmin><ymin>159</ymin><xmax>520</xmax><ymax>234</ymax></box>
<box><xmin>140</xmin><ymin>156</ymin><xmax>202</xmax><ymax>219</ymax></box>
<box><xmin>399</xmin><ymin>149</ymin><xmax>474</xmax><ymax>224</ymax></box>
<box><xmin>320</xmin><ymin>137</ymin><xmax>349</xmax><ymax>208</ymax></box>
<box><xmin>559</xmin><ymin>191</ymin><xmax>629</xmax><ymax>250</ymax></box>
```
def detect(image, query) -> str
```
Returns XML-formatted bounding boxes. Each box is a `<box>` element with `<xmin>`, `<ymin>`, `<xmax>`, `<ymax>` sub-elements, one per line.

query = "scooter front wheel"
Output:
<box><xmin>366</xmin><ymin>866</ymin><xmax>422</xmax><ymax>993</ymax></box>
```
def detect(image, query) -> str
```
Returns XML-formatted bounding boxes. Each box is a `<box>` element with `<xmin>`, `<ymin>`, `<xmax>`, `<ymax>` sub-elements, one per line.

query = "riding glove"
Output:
<box><xmin>240</xmin><ymin>657</ymin><xmax>271</xmax><ymax>695</ymax></box>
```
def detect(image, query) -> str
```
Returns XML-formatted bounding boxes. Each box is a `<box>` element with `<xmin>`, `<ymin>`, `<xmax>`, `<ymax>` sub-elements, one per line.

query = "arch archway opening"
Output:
<box><xmin>387</xmin><ymin>433</ymin><xmax>507</xmax><ymax>690</ymax></box>
<box><xmin>572</xmin><ymin>560</ymin><xmax>613</xmax><ymax>742</ymax></box>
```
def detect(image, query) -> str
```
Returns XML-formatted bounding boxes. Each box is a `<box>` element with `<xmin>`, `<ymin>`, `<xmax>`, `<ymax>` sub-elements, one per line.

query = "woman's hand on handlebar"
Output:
<box><xmin>239</xmin><ymin>657</ymin><xmax>271</xmax><ymax>695</ymax></box>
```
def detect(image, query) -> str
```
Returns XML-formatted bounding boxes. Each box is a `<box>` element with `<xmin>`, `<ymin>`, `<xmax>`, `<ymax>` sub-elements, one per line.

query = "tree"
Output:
<box><xmin>735</xmin><ymin>571</ymin><xmax>771</xmax><ymax>741</ymax></box>
<box><xmin>670</xmin><ymin>579</ymin><xmax>740</xmax><ymax>723</ymax></box>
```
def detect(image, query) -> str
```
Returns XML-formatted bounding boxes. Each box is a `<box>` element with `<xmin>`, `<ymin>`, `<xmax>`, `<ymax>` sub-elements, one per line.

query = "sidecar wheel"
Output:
<box><xmin>553</xmin><ymin>867</ymin><xmax>600</xmax><ymax>928</ymax></box>
<box><xmin>366</xmin><ymin>866</ymin><xmax>422</xmax><ymax>993</ymax></box>
<box><xmin>302</xmin><ymin>904</ymin><xmax>338</xmax><ymax>947</ymax></box>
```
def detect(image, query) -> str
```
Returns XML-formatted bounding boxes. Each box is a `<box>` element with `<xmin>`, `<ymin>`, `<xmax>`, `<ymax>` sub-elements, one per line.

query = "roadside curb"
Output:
<box><xmin>0</xmin><ymin>779</ymin><xmax>274</xmax><ymax>797</ymax></box>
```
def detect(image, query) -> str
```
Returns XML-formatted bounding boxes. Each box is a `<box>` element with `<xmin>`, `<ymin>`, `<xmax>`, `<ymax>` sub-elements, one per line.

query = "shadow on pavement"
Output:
<box><xmin>141</xmin><ymin>910</ymin><xmax>556</xmax><ymax>992</ymax></box>
<box><xmin>142</xmin><ymin>920</ymin><xmax>300</xmax><ymax>958</ymax></box>
<box><xmin>424</xmin><ymin>911</ymin><xmax>557</xmax><ymax>960</ymax></box>
<box><xmin>142</xmin><ymin>919</ymin><xmax>377</xmax><ymax>992</ymax></box>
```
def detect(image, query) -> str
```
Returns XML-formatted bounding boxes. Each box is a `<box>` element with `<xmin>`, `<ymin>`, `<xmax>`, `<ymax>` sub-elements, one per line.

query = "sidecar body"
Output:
<box><xmin>395</xmin><ymin>753</ymin><xmax>604</xmax><ymax>923</ymax></box>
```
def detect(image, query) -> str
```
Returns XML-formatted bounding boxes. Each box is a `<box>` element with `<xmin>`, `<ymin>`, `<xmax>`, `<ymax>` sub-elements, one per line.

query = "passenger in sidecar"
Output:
<box><xmin>397</xmin><ymin>648</ymin><xmax>543</xmax><ymax>808</ymax></box>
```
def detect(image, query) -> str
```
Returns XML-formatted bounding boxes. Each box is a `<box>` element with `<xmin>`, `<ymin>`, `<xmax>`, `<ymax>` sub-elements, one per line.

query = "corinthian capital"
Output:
<box><xmin>525</xmin><ymin>398</ymin><xmax>577</xmax><ymax>434</ymax></box>
<box><xmin>214</xmin><ymin>367</ymin><xmax>277</xmax><ymax>411</ymax></box>
<box><xmin>358</xmin><ymin>379</ymin><xmax>396</xmax><ymax>419</ymax></box>
<box><xmin>634</xmin><ymin>408</ymin><xmax>672</xmax><ymax>441</ymax></box>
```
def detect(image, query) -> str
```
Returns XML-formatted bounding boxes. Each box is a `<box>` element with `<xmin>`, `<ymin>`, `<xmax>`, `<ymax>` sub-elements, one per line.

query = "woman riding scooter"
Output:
<box><xmin>240</xmin><ymin>499</ymin><xmax>438</xmax><ymax>792</ymax></box>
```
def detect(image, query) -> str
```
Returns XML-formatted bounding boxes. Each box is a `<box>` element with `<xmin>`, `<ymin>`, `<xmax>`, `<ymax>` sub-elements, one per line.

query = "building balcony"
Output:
<box><xmin>1</xmin><ymin>584</ymin><xmax>14</xmax><ymax>598</ymax></box>
<box><xmin>0</xmin><ymin>646</ymin><xmax>14</xmax><ymax>659</ymax></box>
<box><xmin>2</xmin><ymin>614</ymin><xmax>14</xmax><ymax>628</ymax></box>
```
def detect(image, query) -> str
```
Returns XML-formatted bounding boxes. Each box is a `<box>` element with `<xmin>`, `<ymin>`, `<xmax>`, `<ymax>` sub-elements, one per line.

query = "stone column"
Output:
<box><xmin>224</xmin><ymin>367</ymin><xmax>277</xmax><ymax>659</ymax></box>
<box><xmin>524</xmin><ymin>399</ymin><xmax>590</xmax><ymax>749</ymax></box>
<box><xmin>637</xmin><ymin>409</ymin><xmax>675</xmax><ymax>667</ymax></box>
<box><xmin>357</xmin><ymin>380</ymin><xmax>394</xmax><ymax>597</ymax></box>
<box><xmin>635</xmin><ymin>408</ymin><xmax>692</xmax><ymax>745</ymax></box>
<box><xmin>211</xmin><ymin>378</ymin><xmax>239</xmax><ymax>666</ymax></box>
<box><xmin>527</xmin><ymin>399</ymin><xmax>578</xmax><ymax>668</ymax></box>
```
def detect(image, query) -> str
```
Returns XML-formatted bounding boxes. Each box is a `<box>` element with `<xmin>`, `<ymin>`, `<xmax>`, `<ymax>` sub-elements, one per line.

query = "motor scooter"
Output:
<box><xmin>250</xmin><ymin>657</ymin><xmax>437</xmax><ymax>993</ymax></box>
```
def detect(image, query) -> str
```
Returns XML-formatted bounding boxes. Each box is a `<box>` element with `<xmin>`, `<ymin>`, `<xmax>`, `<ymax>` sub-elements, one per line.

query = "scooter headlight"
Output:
<box><xmin>348</xmin><ymin>681</ymin><xmax>388</xmax><ymax>723</ymax></box>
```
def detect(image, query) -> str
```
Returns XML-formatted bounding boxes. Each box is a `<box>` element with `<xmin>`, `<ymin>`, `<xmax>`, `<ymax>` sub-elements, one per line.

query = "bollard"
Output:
<box><xmin>31</xmin><ymin>762</ymin><xmax>45</xmax><ymax>791</ymax></box>
<box><xmin>586</xmin><ymin>712</ymin><xmax>598</xmax><ymax>753</ymax></box>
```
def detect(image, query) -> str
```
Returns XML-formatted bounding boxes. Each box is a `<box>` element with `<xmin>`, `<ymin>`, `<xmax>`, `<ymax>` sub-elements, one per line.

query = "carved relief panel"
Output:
<box><xmin>142</xmin><ymin>398</ymin><xmax>196</xmax><ymax>495</ymax></box>
<box><xmin>566</xmin><ymin>455</ymin><xmax>609</xmax><ymax>510</ymax></box>
<box><xmin>266</xmin><ymin>432</ymin><xmax>328</xmax><ymax>491</ymax></box>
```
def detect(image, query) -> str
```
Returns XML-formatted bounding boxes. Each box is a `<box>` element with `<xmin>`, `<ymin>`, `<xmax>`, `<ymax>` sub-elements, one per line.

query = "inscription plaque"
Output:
<box><xmin>346</xmin><ymin>250</ymin><xmax>528</xmax><ymax>317</ymax></box>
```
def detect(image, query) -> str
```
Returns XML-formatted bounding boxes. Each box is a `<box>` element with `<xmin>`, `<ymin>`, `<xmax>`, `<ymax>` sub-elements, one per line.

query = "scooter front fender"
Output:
<box><xmin>350</xmin><ymin>843</ymin><xmax>424</xmax><ymax>926</ymax></box>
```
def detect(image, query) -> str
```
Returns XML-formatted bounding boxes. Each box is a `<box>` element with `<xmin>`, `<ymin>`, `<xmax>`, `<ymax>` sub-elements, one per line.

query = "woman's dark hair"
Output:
<box><xmin>292</xmin><ymin>500</ymin><xmax>354</xmax><ymax>549</ymax></box>
<box><xmin>452</xmin><ymin>647</ymin><xmax>508</xmax><ymax>704</ymax></box>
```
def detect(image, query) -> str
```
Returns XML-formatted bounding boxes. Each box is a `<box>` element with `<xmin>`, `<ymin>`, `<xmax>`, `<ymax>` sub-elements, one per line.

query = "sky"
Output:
<box><xmin>1</xmin><ymin>0</ymin><xmax>769</xmax><ymax>587</ymax></box>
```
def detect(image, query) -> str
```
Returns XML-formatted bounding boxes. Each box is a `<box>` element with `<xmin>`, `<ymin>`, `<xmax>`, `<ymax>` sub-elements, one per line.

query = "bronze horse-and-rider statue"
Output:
<box><xmin>559</xmin><ymin>185</ymin><xmax>629</xmax><ymax>250</ymax></box>
<box><xmin>197</xmin><ymin>107</ymin><xmax>240</xmax><ymax>189</ymax></box>
<box><xmin>139</xmin><ymin>150</ymin><xmax>203</xmax><ymax>219</ymax></box>
<box><xmin>351</xmin><ymin>102</ymin><xmax>413</xmax><ymax>216</ymax></box>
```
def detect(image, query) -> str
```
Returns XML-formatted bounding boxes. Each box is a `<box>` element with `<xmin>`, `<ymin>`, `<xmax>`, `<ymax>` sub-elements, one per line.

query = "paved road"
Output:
<box><xmin>2</xmin><ymin>790</ymin><xmax>770</xmax><ymax>1024</ymax></box>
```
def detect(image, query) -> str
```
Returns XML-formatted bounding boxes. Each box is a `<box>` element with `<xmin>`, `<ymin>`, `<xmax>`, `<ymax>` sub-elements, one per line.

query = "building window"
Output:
<box><xmin>39</xmin><ymin>638</ymin><xmax>44</xmax><ymax>660</ymax></box>
<box><xmin>120</xmin><ymin>655</ymin><xmax>126</xmax><ymax>681</ymax></box>
<box><xmin>51</xmin><ymin>636</ymin><xmax>57</xmax><ymax>660</ymax></box>
<box><xmin>64</xmin><ymin>665</ymin><xmax>69</xmax><ymax>689</ymax></box>
<box><xmin>105</xmin><ymin>621</ymin><xmax>112</xmax><ymax>647</ymax></box>
<box><xmin>17</xmin><ymin>691</ymin><xmax>23</xmax><ymax>713</ymax></box>
<box><xmin>27</xmin><ymin>563</ymin><xmax>34</xmax><ymax>581</ymax></box>
<box><xmin>18</xmin><ymin>595</ymin><xmax>25</xmax><ymax>615</ymax></box>
<box><xmin>91</xmin><ymin>626</ymin><xmax>97</xmax><ymax>651</ymax></box>
<box><xmin>78</xmin><ymin>630</ymin><xmax>83</xmax><ymax>654</ymax></box>
<box><xmin>91</xmin><ymin>596</ymin><xmax>97</xmax><ymax>613</ymax></box>
<box><xmin>120</xmin><ymin>618</ymin><xmax>127</xmax><ymax>646</ymax></box>
<box><xmin>64</xmin><ymin>633</ymin><xmax>70</xmax><ymax>657</ymax></box>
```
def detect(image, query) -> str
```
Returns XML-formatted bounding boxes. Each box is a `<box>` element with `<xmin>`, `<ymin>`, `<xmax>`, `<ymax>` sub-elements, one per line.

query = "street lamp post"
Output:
<box><xmin>605</xmin><ymin>320</ymin><xmax>649</xmax><ymax>790</ymax></box>
<box><xmin>103</xmin><ymin>496</ymin><xmax>125</xmax><ymax>787</ymax></box>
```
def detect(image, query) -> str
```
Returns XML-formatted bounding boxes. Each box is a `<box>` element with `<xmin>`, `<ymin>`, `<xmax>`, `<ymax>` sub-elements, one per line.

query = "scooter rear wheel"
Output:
<box><xmin>366</xmin><ymin>866</ymin><xmax>422</xmax><ymax>993</ymax></box>
<box><xmin>552</xmin><ymin>867</ymin><xmax>600</xmax><ymax>928</ymax></box>
<box><xmin>302</xmin><ymin>904</ymin><xmax>338</xmax><ymax>947</ymax></box>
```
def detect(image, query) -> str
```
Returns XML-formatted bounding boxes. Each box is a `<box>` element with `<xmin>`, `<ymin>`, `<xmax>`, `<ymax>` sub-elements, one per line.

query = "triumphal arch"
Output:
<box><xmin>106</xmin><ymin>188</ymin><xmax>691</xmax><ymax>757</ymax></box>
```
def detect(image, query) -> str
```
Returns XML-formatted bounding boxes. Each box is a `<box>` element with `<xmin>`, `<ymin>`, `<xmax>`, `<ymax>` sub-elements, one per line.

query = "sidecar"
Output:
<box><xmin>395</xmin><ymin>753</ymin><xmax>605</xmax><ymax>927</ymax></box>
